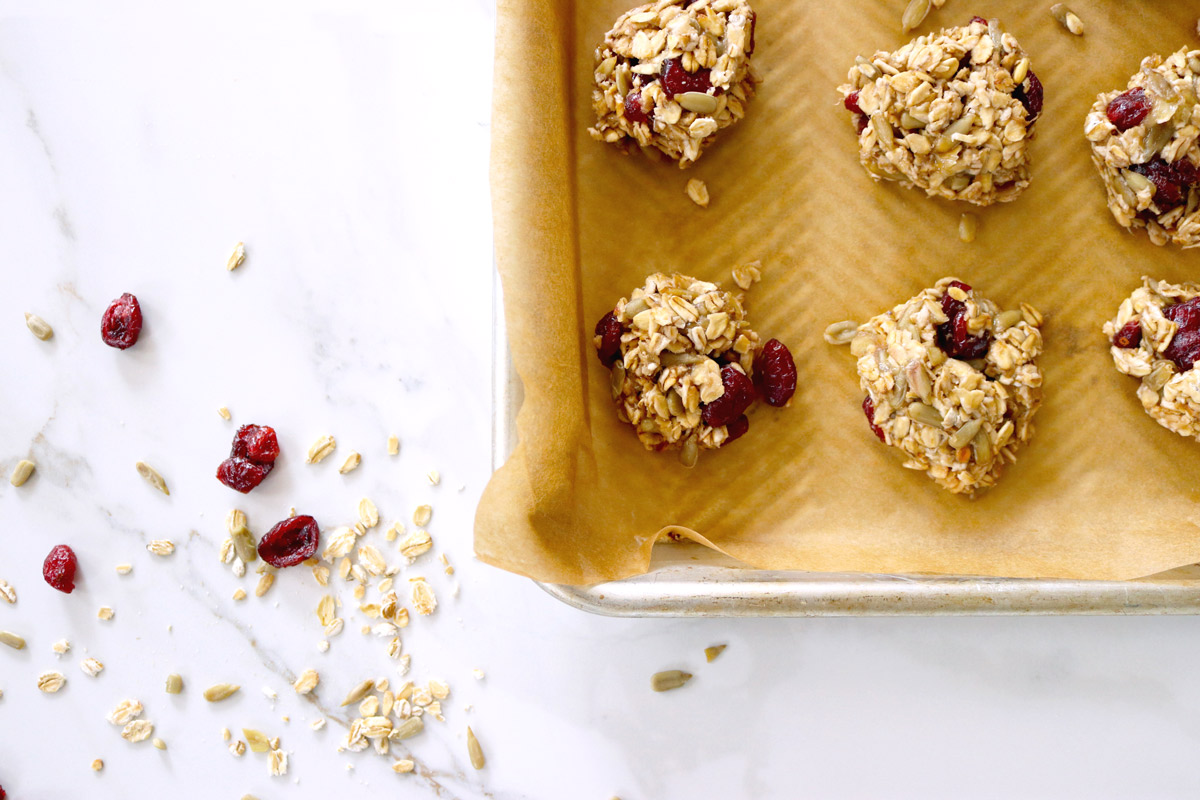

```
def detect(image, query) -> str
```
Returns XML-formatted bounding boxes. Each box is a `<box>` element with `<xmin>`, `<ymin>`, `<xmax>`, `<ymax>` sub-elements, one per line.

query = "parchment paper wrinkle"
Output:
<box><xmin>477</xmin><ymin>0</ymin><xmax>1200</xmax><ymax>585</ymax></box>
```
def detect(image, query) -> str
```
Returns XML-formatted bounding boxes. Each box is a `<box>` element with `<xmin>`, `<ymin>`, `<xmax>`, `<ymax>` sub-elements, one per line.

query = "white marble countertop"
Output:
<box><xmin>3</xmin><ymin>2</ymin><xmax>1200</xmax><ymax>798</ymax></box>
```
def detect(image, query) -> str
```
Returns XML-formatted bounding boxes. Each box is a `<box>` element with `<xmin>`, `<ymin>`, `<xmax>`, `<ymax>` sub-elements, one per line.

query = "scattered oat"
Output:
<box><xmin>37</xmin><ymin>671</ymin><xmax>65</xmax><ymax>693</ymax></box>
<box><xmin>233</xmin><ymin>588</ymin><xmax>247</xmax><ymax>601</ymax></box>
<box><xmin>226</xmin><ymin>241</ymin><xmax>246</xmax><ymax>271</ymax></box>
<box><xmin>426</xmin><ymin>469</ymin><xmax>441</xmax><ymax>486</ymax></box>
<box><xmin>685</xmin><ymin>178</ymin><xmax>710</xmax><ymax>208</ymax></box>
<box><xmin>467</xmin><ymin>726</ymin><xmax>486</xmax><ymax>770</ymax></box>
<box><xmin>0</xmin><ymin>579</ymin><xmax>14</xmax><ymax>604</ymax></box>
<box><xmin>147</xmin><ymin>539</ymin><xmax>175</xmax><ymax>556</ymax></box>
<box><xmin>91</xmin><ymin>758</ymin><xmax>104</xmax><ymax>771</ymax></box>
<box><xmin>357</xmin><ymin>544</ymin><xmax>387</xmax><ymax>577</ymax></box>
<box><xmin>392</xmin><ymin>759</ymin><xmax>415</xmax><ymax>774</ymax></box>
<box><xmin>325</xmin><ymin>618</ymin><xmax>345</xmax><ymax>638</ymax></box>
<box><xmin>165</xmin><ymin>673</ymin><xmax>183</xmax><ymax>694</ymax></box>
<box><xmin>1049</xmin><ymin>3</ymin><xmax>1084</xmax><ymax>35</ymax></box>
<box><xmin>731</xmin><ymin>261</ymin><xmax>762</xmax><ymax>290</ymax></box>
<box><xmin>135</xmin><ymin>461</ymin><xmax>170</xmax><ymax>495</ymax></box>
<box><xmin>115</xmin><ymin>563</ymin><xmax>133</xmax><ymax>575</ymax></box>
<box><xmin>243</xmin><ymin>728</ymin><xmax>271</xmax><ymax>753</ymax></box>
<box><xmin>268</xmin><ymin>748</ymin><xmax>288</xmax><ymax>776</ymax></box>
<box><xmin>108</xmin><ymin>699</ymin><xmax>143</xmax><ymax>725</ymax></box>
<box><xmin>357</xmin><ymin>498</ymin><xmax>380</xmax><ymax>529</ymax></box>
<box><xmin>255</xmin><ymin>572</ymin><xmax>275</xmax><ymax>598</ymax></box>
<box><xmin>52</xmin><ymin>638</ymin><xmax>70</xmax><ymax>655</ymax></box>
<box><xmin>203</xmin><ymin>683</ymin><xmax>240</xmax><ymax>702</ymax></box>
<box><xmin>959</xmin><ymin>212</ymin><xmax>978</xmax><ymax>243</ymax></box>
<box><xmin>311</xmin><ymin>718</ymin><xmax>326</xmax><ymax>731</ymax></box>
<box><xmin>81</xmin><ymin>657</ymin><xmax>104</xmax><ymax>677</ymax></box>
<box><xmin>25</xmin><ymin>312</ymin><xmax>53</xmax><ymax>340</ymax></box>
<box><xmin>439</xmin><ymin>553</ymin><xmax>454</xmax><ymax>575</ymax></box>
<box><xmin>317</xmin><ymin>640</ymin><xmax>330</xmax><ymax>653</ymax></box>
<box><xmin>410</xmin><ymin>578</ymin><xmax>437</xmax><ymax>616</ymax></box>
<box><xmin>9</xmin><ymin>459</ymin><xmax>34</xmax><ymax>487</ymax></box>
<box><xmin>122</xmin><ymin>720</ymin><xmax>154</xmax><ymax>743</ymax></box>
<box><xmin>218</xmin><ymin>406</ymin><xmax>232</xmax><ymax>420</ymax></box>
<box><xmin>0</xmin><ymin>631</ymin><xmax>26</xmax><ymax>650</ymax></box>
<box><xmin>650</xmin><ymin>669</ymin><xmax>692</xmax><ymax>692</ymax></box>
<box><xmin>98</xmin><ymin>606</ymin><xmax>114</xmax><ymax>621</ymax></box>
<box><xmin>412</xmin><ymin>504</ymin><xmax>432</xmax><ymax>527</ymax></box>
<box><xmin>229</xmin><ymin>740</ymin><xmax>246</xmax><ymax>757</ymax></box>
<box><xmin>473</xmin><ymin>668</ymin><xmax>485</xmax><ymax>680</ymax></box>
<box><xmin>222</xmin><ymin>727</ymin><xmax>232</xmax><ymax>741</ymax></box>
<box><xmin>293</xmin><ymin>669</ymin><xmax>319</xmax><ymax>695</ymax></box>
<box><xmin>387</xmin><ymin>435</ymin><xmax>399</xmax><ymax>455</ymax></box>
<box><xmin>704</xmin><ymin>644</ymin><xmax>727</xmax><ymax>662</ymax></box>
<box><xmin>305</xmin><ymin>435</ymin><xmax>336</xmax><ymax>464</ymax></box>
<box><xmin>338</xmin><ymin>452</ymin><xmax>361</xmax><ymax>474</ymax></box>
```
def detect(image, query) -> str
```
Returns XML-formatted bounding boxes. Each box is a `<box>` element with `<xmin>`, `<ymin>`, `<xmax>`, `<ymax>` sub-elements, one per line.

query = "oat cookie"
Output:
<box><xmin>1085</xmin><ymin>49</ymin><xmax>1200</xmax><ymax>247</ymax></box>
<box><xmin>847</xmin><ymin>278</ymin><xmax>1043</xmax><ymax>494</ymax></box>
<box><xmin>838</xmin><ymin>17</ymin><xmax>1042</xmax><ymax>206</ymax></box>
<box><xmin>588</xmin><ymin>0</ymin><xmax>759</xmax><ymax>168</ymax></box>
<box><xmin>1104</xmin><ymin>278</ymin><xmax>1200</xmax><ymax>439</ymax></box>
<box><xmin>594</xmin><ymin>272</ymin><xmax>794</xmax><ymax>466</ymax></box>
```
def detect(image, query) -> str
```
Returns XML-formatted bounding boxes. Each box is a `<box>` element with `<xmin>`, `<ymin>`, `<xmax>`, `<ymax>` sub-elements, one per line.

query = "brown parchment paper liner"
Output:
<box><xmin>477</xmin><ymin>0</ymin><xmax>1200</xmax><ymax>586</ymax></box>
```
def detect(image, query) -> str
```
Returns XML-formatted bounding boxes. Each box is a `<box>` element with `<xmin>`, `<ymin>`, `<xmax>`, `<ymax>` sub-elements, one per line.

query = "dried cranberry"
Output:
<box><xmin>753</xmin><ymin>339</ymin><xmax>797</xmax><ymax>407</ymax></box>
<box><xmin>232</xmin><ymin>424</ymin><xmax>279</xmax><ymax>464</ymax></box>
<box><xmin>258</xmin><ymin>514</ymin><xmax>320</xmax><ymax>568</ymax></box>
<box><xmin>595</xmin><ymin>310</ymin><xmax>624</xmax><ymax>366</ymax></box>
<box><xmin>1</xmin><ymin>784</ymin><xmax>5</xmax><ymax>799</ymax></box>
<box><xmin>702</xmin><ymin>365</ymin><xmax>757</xmax><ymax>427</ymax></box>
<box><xmin>1163</xmin><ymin>297</ymin><xmax>1200</xmax><ymax>372</ymax></box>
<box><xmin>854</xmin><ymin>114</ymin><xmax>868</xmax><ymax>134</ymax></box>
<box><xmin>969</xmin><ymin>15</ymin><xmax>989</xmax><ymax>25</ymax></box>
<box><xmin>217</xmin><ymin>457</ymin><xmax>273</xmax><ymax>493</ymax></box>
<box><xmin>725</xmin><ymin>414</ymin><xmax>750</xmax><ymax>442</ymax></box>
<box><xmin>1112</xmin><ymin>320</ymin><xmax>1142</xmax><ymax>348</ymax></box>
<box><xmin>624</xmin><ymin>91</ymin><xmax>650</xmax><ymax>126</ymax></box>
<box><xmin>1106</xmin><ymin>88</ymin><xmax>1151</xmax><ymax>132</ymax></box>
<box><xmin>936</xmin><ymin>281</ymin><xmax>992</xmax><ymax>360</ymax></box>
<box><xmin>101</xmin><ymin>292</ymin><xmax>143</xmax><ymax>349</ymax></box>
<box><xmin>1013</xmin><ymin>71</ymin><xmax>1043</xmax><ymax>122</ymax></box>
<box><xmin>844</xmin><ymin>91</ymin><xmax>862</xmax><ymax>114</ymax></box>
<box><xmin>1131</xmin><ymin>157</ymin><xmax>1199</xmax><ymax>209</ymax></box>
<box><xmin>43</xmin><ymin>544</ymin><xmax>78</xmax><ymax>593</ymax></box>
<box><xmin>660</xmin><ymin>57</ymin><xmax>712</xmax><ymax>99</ymax></box>
<box><xmin>863</xmin><ymin>396</ymin><xmax>886</xmax><ymax>442</ymax></box>
<box><xmin>747</xmin><ymin>11</ymin><xmax>757</xmax><ymax>55</ymax></box>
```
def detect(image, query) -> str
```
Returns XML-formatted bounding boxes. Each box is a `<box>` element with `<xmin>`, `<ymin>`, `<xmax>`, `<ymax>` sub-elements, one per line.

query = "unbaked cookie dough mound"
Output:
<box><xmin>593</xmin><ymin>272</ymin><xmax>795</xmax><ymax>467</ymax></box>
<box><xmin>1085</xmin><ymin>49</ymin><xmax>1200</xmax><ymax>247</ymax></box>
<box><xmin>588</xmin><ymin>0</ymin><xmax>758</xmax><ymax>168</ymax></box>
<box><xmin>838</xmin><ymin>17</ymin><xmax>1042</xmax><ymax>206</ymax></box>
<box><xmin>1104</xmin><ymin>278</ymin><xmax>1200</xmax><ymax>440</ymax></box>
<box><xmin>850</xmin><ymin>278</ymin><xmax>1043</xmax><ymax>494</ymax></box>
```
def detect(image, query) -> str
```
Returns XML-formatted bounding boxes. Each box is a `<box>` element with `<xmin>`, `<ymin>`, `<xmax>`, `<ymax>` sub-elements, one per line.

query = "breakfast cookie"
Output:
<box><xmin>1085</xmin><ymin>49</ymin><xmax>1200</xmax><ymax>247</ymax></box>
<box><xmin>838</xmin><ymin>17</ymin><xmax>1042</xmax><ymax>206</ymax></box>
<box><xmin>1105</xmin><ymin>278</ymin><xmax>1200</xmax><ymax>439</ymax></box>
<box><xmin>588</xmin><ymin>0</ymin><xmax>758</xmax><ymax>168</ymax></box>
<box><xmin>846</xmin><ymin>278</ymin><xmax>1043</xmax><ymax>494</ymax></box>
<box><xmin>595</xmin><ymin>271</ymin><xmax>794</xmax><ymax>466</ymax></box>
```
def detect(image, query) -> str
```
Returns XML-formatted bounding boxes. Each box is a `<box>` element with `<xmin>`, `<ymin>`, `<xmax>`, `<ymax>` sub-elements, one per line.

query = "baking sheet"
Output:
<box><xmin>478</xmin><ymin>0</ymin><xmax>1200</xmax><ymax>586</ymax></box>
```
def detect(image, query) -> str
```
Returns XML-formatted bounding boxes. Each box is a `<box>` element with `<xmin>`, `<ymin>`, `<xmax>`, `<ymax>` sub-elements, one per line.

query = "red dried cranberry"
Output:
<box><xmin>747</xmin><ymin>11</ymin><xmax>757</xmax><ymax>55</ymax></box>
<box><xmin>969</xmin><ymin>15</ymin><xmax>989</xmax><ymax>25</ymax></box>
<box><xmin>0</xmin><ymin>784</ymin><xmax>5</xmax><ymax>799</ymax></box>
<box><xmin>1131</xmin><ymin>157</ymin><xmax>1199</xmax><ymax>209</ymax></box>
<box><xmin>753</xmin><ymin>339</ymin><xmax>797</xmax><ymax>407</ymax></box>
<box><xmin>217</xmin><ymin>457</ymin><xmax>273</xmax><ymax>493</ymax></box>
<box><xmin>844</xmin><ymin>91</ymin><xmax>862</xmax><ymax>114</ymax></box>
<box><xmin>624</xmin><ymin>91</ymin><xmax>650</xmax><ymax>126</ymax></box>
<box><xmin>854</xmin><ymin>114</ymin><xmax>868</xmax><ymax>134</ymax></box>
<box><xmin>101</xmin><ymin>292</ymin><xmax>143</xmax><ymax>349</ymax></box>
<box><xmin>1013</xmin><ymin>71</ymin><xmax>1043</xmax><ymax>122</ymax></box>
<box><xmin>1163</xmin><ymin>297</ymin><xmax>1200</xmax><ymax>372</ymax></box>
<box><xmin>43</xmin><ymin>544</ymin><xmax>78</xmax><ymax>593</ymax></box>
<box><xmin>258</xmin><ymin>514</ymin><xmax>320</xmax><ymax>568</ymax></box>
<box><xmin>660</xmin><ymin>57</ymin><xmax>713</xmax><ymax>99</ymax></box>
<box><xmin>863</xmin><ymin>396</ymin><xmax>886</xmax><ymax>442</ymax></box>
<box><xmin>702</xmin><ymin>365</ymin><xmax>757</xmax><ymax>427</ymax></box>
<box><xmin>1106</xmin><ymin>88</ymin><xmax>1151</xmax><ymax>132</ymax></box>
<box><xmin>725</xmin><ymin>414</ymin><xmax>750</xmax><ymax>442</ymax></box>
<box><xmin>595</xmin><ymin>310</ymin><xmax>624</xmax><ymax>366</ymax></box>
<box><xmin>1112</xmin><ymin>320</ymin><xmax>1142</xmax><ymax>348</ymax></box>
<box><xmin>936</xmin><ymin>281</ymin><xmax>992</xmax><ymax>360</ymax></box>
<box><xmin>232</xmin><ymin>424</ymin><xmax>279</xmax><ymax>464</ymax></box>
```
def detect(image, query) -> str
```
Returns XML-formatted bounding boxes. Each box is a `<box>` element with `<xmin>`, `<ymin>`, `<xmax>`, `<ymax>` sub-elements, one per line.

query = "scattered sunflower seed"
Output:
<box><xmin>338</xmin><ymin>452</ymin><xmax>361</xmax><ymax>474</ymax></box>
<box><xmin>467</xmin><ymin>727</ymin><xmax>486</xmax><ymax>770</ymax></box>
<box><xmin>650</xmin><ymin>669</ymin><xmax>692</xmax><ymax>692</ymax></box>
<box><xmin>218</xmin><ymin>406</ymin><xmax>232</xmax><ymax>420</ymax></box>
<box><xmin>901</xmin><ymin>0</ymin><xmax>931</xmax><ymax>32</ymax></box>
<box><xmin>0</xmin><ymin>631</ymin><xmax>26</xmax><ymax>650</ymax></box>
<box><xmin>115</xmin><ymin>564</ymin><xmax>132</xmax><ymax>575</ymax></box>
<box><xmin>243</xmin><ymin>728</ymin><xmax>270</xmax><ymax>753</ymax></box>
<box><xmin>226</xmin><ymin>241</ymin><xmax>246</xmax><ymax>271</ymax></box>
<box><xmin>255</xmin><ymin>572</ymin><xmax>275</xmax><ymax>597</ymax></box>
<box><xmin>203</xmin><ymin>683</ymin><xmax>240</xmax><ymax>702</ymax></box>
<box><xmin>24</xmin><ymin>312</ymin><xmax>53</xmax><ymax>340</ymax></box>
<box><xmin>427</xmin><ymin>469</ymin><xmax>440</xmax><ymax>486</ymax></box>
<box><xmin>9</xmin><ymin>459</ymin><xmax>34</xmax><ymax>487</ymax></box>
<box><xmin>387</xmin><ymin>435</ymin><xmax>399</xmax><ymax>455</ymax></box>
<box><xmin>685</xmin><ymin>178</ymin><xmax>710</xmax><ymax>208</ymax></box>
<box><xmin>165</xmin><ymin>673</ymin><xmax>183</xmax><ymax>694</ymax></box>
<box><xmin>341</xmin><ymin>678</ymin><xmax>375</xmax><ymax>707</ymax></box>
<box><xmin>704</xmin><ymin>644</ymin><xmax>727</xmax><ymax>662</ymax></box>
<box><xmin>391</xmin><ymin>717</ymin><xmax>423</xmax><ymax>740</ymax></box>
<box><xmin>135</xmin><ymin>461</ymin><xmax>170</xmax><ymax>495</ymax></box>
<box><xmin>232</xmin><ymin>588</ymin><xmax>247</xmax><ymax>601</ymax></box>
<box><xmin>823</xmin><ymin>320</ymin><xmax>858</xmax><ymax>345</ymax></box>
<box><xmin>1050</xmin><ymin>3</ymin><xmax>1084</xmax><ymax>34</ymax></box>
<box><xmin>305</xmin><ymin>435</ymin><xmax>336</xmax><ymax>464</ymax></box>
<box><xmin>959</xmin><ymin>213</ymin><xmax>978</xmax><ymax>243</ymax></box>
<box><xmin>152</xmin><ymin>737</ymin><xmax>167</xmax><ymax>750</ymax></box>
<box><xmin>392</xmin><ymin>759</ymin><xmax>415</xmax><ymax>774</ymax></box>
<box><xmin>37</xmin><ymin>671</ymin><xmax>66</xmax><ymax>693</ymax></box>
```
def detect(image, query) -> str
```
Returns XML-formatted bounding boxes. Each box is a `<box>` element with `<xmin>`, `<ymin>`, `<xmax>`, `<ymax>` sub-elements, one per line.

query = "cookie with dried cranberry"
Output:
<box><xmin>588</xmin><ymin>0</ymin><xmax>758</xmax><ymax>168</ymax></box>
<box><xmin>838</xmin><ymin>17</ymin><xmax>1041</xmax><ymax>206</ymax></box>
<box><xmin>1085</xmin><ymin>49</ymin><xmax>1200</xmax><ymax>247</ymax></box>
<box><xmin>1104</xmin><ymin>278</ymin><xmax>1200</xmax><ymax>439</ymax></box>
<box><xmin>843</xmin><ymin>278</ymin><xmax>1043</xmax><ymax>494</ymax></box>
<box><xmin>594</xmin><ymin>271</ymin><xmax>794</xmax><ymax>466</ymax></box>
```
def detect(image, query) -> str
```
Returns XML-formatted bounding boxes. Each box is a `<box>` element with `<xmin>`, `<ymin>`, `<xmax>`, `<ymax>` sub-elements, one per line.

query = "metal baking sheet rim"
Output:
<box><xmin>490</xmin><ymin>271</ymin><xmax>1200</xmax><ymax>616</ymax></box>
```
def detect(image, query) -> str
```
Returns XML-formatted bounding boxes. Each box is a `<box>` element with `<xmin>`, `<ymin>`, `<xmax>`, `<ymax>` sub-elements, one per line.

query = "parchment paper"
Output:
<box><xmin>477</xmin><ymin>0</ymin><xmax>1200</xmax><ymax>586</ymax></box>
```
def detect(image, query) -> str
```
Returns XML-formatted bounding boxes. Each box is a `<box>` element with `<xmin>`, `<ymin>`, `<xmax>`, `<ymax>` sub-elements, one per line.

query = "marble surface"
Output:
<box><xmin>3</xmin><ymin>3</ymin><xmax>1200</xmax><ymax>798</ymax></box>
